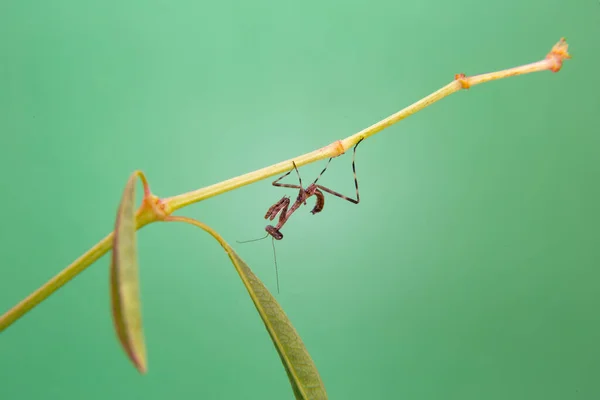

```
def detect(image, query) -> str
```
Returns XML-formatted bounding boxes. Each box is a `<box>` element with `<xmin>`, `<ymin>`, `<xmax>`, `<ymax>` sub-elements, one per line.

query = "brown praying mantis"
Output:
<box><xmin>239</xmin><ymin>138</ymin><xmax>364</xmax><ymax>292</ymax></box>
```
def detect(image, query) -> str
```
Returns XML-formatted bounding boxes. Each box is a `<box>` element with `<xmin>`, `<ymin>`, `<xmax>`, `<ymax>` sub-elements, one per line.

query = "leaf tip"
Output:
<box><xmin>135</xmin><ymin>357</ymin><xmax>148</xmax><ymax>374</ymax></box>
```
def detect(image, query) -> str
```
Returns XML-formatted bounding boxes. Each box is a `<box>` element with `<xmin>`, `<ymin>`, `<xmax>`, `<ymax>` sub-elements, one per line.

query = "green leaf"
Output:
<box><xmin>167</xmin><ymin>216</ymin><xmax>327</xmax><ymax>399</ymax></box>
<box><xmin>226</xmin><ymin>244</ymin><xmax>327</xmax><ymax>399</ymax></box>
<box><xmin>110</xmin><ymin>171</ymin><xmax>147</xmax><ymax>373</ymax></box>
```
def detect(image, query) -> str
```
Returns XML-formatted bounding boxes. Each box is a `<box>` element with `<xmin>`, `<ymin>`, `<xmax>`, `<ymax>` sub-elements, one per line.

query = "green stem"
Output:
<box><xmin>0</xmin><ymin>233</ymin><xmax>113</xmax><ymax>332</ymax></box>
<box><xmin>0</xmin><ymin>38</ymin><xmax>571</xmax><ymax>333</ymax></box>
<box><xmin>164</xmin><ymin>38</ymin><xmax>571</xmax><ymax>213</ymax></box>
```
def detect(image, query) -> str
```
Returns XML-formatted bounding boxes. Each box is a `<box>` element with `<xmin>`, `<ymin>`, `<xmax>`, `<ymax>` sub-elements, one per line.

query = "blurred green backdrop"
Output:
<box><xmin>1</xmin><ymin>1</ymin><xmax>598</xmax><ymax>399</ymax></box>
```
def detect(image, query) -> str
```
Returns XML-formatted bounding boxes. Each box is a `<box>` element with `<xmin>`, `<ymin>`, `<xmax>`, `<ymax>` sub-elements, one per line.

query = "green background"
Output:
<box><xmin>1</xmin><ymin>1</ymin><xmax>598</xmax><ymax>399</ymax></box>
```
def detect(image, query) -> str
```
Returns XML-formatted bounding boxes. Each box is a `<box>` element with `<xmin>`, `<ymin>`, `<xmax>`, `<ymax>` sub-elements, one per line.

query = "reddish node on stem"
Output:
<box><xmin>546</xmin><ymin>38</ymin><xmax>571</xmax><ymax>73</ymax></box>
<box><xmin>454</xmin><ymin>73</ymin><xmax>470</xmax><ymax>89</ymax></box>
<box><xmin>144</xmin><ymin>195</ymin><xmax>168</xmax><ymax>220</ymax></box>
<box><xmin>333</xmin><ymin>139</ymin><xmax>345</xmax><ymax>156</ymax></box>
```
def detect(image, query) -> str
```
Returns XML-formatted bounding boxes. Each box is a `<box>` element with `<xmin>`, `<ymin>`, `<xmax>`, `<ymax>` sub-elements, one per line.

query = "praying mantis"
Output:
<box><xmin>239</xmin><ymin>138</ymin><xmax>365</xmax><ymax>293</ymax></box>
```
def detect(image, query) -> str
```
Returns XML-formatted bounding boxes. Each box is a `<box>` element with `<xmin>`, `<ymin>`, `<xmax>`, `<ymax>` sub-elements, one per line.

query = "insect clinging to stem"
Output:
<box><xmin>237</xmin><ymin>138</ymin><xmax>365</xmax><ymax>293</ymax></box>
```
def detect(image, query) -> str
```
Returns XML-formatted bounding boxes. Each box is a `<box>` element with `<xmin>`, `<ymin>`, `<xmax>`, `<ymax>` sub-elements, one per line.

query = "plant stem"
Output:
<box><xmin>163</xmin><ymin>38</ymin><xmax>570</xmax><ymax>213</ymax></box>
<box><xmin>0</xmin><ymin>233</ymin><xmax>113</xmax><ymax>331</ymax></box>
<box><xmin>0</xmin><ymin>38</ymin><xmax>570</xmax><ymax>333</ymax></box>
<box><xmin>0</xmin><ymin>185</ymin><xmax>160</xmax><ymax>332</ymax></box>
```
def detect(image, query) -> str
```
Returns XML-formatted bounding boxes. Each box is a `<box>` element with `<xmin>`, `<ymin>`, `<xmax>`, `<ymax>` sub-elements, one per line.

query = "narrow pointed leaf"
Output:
<box><xmin>169</xmin><ymin>217</ymin><xmax>327</xmax><ymax>399</ymax></box>
<box><xmin>110</xmin><ymin>171</ymin><xmax>147</xmax><ymax>373</ymax></box>
<box><xmin>226</xmin><ymin>246</ymin><xmax>327</xmax><ymax>400</ymax></box>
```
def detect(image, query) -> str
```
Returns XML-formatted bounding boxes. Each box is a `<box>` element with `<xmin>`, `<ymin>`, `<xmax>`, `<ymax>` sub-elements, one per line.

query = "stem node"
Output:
<box><xmin>454</xmin><ymin>73</ymin><xmax>471</xmax><ymax>89</ymax></box>
<box><xmin>546</xmin><ymin>37</ymin><xmax>571</xmax><ymax>73</ymax></box>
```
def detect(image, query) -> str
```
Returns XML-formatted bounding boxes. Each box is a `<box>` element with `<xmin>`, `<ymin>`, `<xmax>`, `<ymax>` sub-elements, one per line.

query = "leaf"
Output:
<box><xmin>226</xmin><ymin>245</ymin><xmax>327</xmax><ymax>399</ymax></box>
<box><xmin>167</xmin><ymin>216</ymin><xmax>327</xmax><ymax>399</ymax></box>
<box><xmin>110</xmin><ymin>171</ymin><xmax>147</xmax><ymax>373</ymax></box>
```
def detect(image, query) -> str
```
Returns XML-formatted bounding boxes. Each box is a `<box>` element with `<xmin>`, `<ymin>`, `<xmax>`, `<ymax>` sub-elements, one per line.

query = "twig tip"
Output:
<box><xmin>546</xmin><ymin>38</ymin><xmax>571</xmax><ymax>73</ymax></box>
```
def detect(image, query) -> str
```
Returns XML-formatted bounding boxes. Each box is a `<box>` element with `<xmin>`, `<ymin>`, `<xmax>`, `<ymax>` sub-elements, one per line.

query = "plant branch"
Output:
<box><xmin>164</xmin><ymin>38</ymin><xmax>570</xmax><ymax>213</ymax></box>
<box><xmin>0</xmin><ymin>188</ymin><xmax>162</xmax><ymax>332</ymax></box>
<box><xmin>0</xmin><ymin>233</ymin><xmax>114</xmax><ymax>331</ymax></box>
<box><xmin>0</xmin><ymin>38</ymin><xmax>571</xmax><ymax>333</ymax></box>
